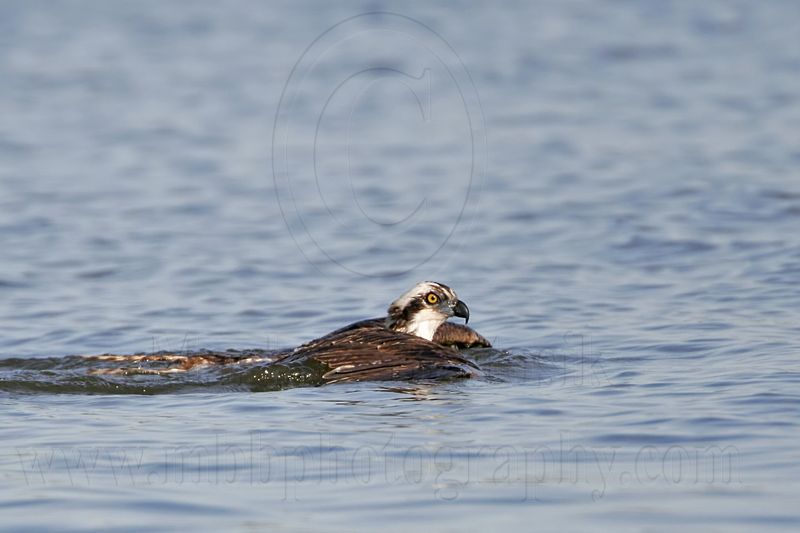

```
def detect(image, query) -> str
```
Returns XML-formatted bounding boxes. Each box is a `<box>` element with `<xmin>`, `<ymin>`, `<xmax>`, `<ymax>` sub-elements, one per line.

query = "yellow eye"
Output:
<box><xmin>426</xmin><ymin>293</ymin><xmax>439</xmax><ymax>305</ymax></box>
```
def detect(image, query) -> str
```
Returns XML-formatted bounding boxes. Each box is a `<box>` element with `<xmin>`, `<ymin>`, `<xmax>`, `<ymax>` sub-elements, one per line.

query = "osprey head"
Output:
<box><xmin>385</xmin><ymin>281</ymin><xmax>470</xmax><ymax>341</ymax></box>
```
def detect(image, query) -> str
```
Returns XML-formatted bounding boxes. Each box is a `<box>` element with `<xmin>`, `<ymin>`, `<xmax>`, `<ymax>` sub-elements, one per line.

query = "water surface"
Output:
<box><xmin>1</xmin><ymin>1</ymin><xmax>800</xmax><ymax>531</ymax></box>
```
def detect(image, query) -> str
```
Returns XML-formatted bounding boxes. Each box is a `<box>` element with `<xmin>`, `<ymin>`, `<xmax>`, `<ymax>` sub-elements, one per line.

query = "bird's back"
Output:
<box><xmin>274</xmin><ymin>319</ymin><xmax>484</xmax><ymax>382</ymax></box>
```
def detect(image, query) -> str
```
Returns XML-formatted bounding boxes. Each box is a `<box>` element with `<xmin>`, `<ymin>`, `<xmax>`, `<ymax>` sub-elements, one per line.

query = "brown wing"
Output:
<box><xmin>80</xmin><ymin>320</ymin><xmax>490</xmax><ymax>381</ymax></box>
<box><xmin>275</xmin><ymin>323</ymin><xmax>481</xmax><ymax>383</ymax></box>
<box><xmin>433</xmin><ymin>322</ymin><xmax>492</xmax><ymax>348</ymax></box>
<box><xmin>325</xmin><ymin>317</ymin><xmax>491</xmax><ymax>349</ymax></box>
<box><xmin>84</xmin><ymin>349</ymin><xmax>276</xmax><ymax>374</ymax></box>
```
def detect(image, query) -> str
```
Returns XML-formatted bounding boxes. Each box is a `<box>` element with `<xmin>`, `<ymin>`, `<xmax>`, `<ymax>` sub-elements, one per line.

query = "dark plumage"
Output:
<box><xmin>269</xmin><ymin>281</ymin><xmax>491</xmax><ymax>383</ymax></box>
<box><xmin>83</xmin><ymin>281</ymin><xmax>491</xmax><ymax>384</ymax></box>
<box><xmin>433</xmin><ymin>321</ymin><xmax>492</xmax><ymax>348</ymax></box>
<box><xmin>272</xmin><ymin>319</ymin><xmax>484</xmax><ymax>383</ymax></box>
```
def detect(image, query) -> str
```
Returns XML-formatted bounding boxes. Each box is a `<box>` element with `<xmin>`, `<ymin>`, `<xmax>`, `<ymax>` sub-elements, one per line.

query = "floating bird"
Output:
<box><xmin>272</xmin><ymin>281</ymin><xmax>490</xmax><ymax>382</ymax></box>
<box><xmin>87</xmin><ymin>281</ymin><xmax>490</xmax><ymax>384</ymax></box>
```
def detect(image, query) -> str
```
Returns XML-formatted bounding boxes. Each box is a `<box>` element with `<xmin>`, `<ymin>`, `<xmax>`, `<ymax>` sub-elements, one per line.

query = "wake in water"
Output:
<box><xmin>0</xmin><ymin>349</ymin><xmax>340</xmax><ymax>394</ymax></box>
<box><xmin>0</xmin><ymin>347</ymin><xmax>507</xmax><ymax>394</ymax></box>
<box><xmin>0</xmin><ymin>283</ymin><xmax>532</xmax><ymax>394</ymax></box>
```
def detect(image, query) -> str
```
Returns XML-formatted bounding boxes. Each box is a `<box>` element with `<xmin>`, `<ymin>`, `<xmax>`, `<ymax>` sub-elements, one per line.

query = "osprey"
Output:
<box><xmin>272</xmin><ymin>281</ymin><xmax>490</xmax><ymax>382</ymax></box>
<box><xmin>86</xmin><ymin>281</ymin><xmax>491</xmax><ymax>384</ymax></box>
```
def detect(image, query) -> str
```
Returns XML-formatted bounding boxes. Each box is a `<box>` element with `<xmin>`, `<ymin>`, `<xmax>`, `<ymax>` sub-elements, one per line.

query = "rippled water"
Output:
<box><xmin>2</xmin><ymin>1</ymin><xmax>800</xmax><ymax>530</ymax></box>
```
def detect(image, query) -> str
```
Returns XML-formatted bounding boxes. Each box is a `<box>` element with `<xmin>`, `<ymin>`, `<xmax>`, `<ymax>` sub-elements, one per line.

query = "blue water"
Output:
<box><xmin>2</xmin><ymin>0</ymin><xmax>800</xmax><ymax>530</ymax></box>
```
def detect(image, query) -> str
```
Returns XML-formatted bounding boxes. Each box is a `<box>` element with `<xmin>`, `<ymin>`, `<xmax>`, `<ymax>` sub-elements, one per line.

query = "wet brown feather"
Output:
<box><xmin>82</xmin><ymin>320</ymin><xmax>489</xmax><ymax>382</ymax></box>
<box><xmin>273</xmin><ymin>319</ymin><xmax>482</xmax><ymax>382</ymax></box>
<box><xmin>433</xmin><ymin>322</ymin><xmax>492</xmax><ymax>348</ymax></box>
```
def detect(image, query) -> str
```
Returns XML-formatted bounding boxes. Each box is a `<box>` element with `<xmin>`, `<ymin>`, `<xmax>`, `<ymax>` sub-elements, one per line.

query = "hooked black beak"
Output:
<box><xmin>453</xmin><ymin>300</ymin><xmax>470</xmax><ymax>324</ymax></box>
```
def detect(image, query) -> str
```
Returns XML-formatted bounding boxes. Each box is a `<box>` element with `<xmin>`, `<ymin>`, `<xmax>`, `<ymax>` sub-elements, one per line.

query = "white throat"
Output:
<box><xmin>394</xmin><ymin>308</ymin><xmax>447</xmax><ymax>341</ymax></box>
